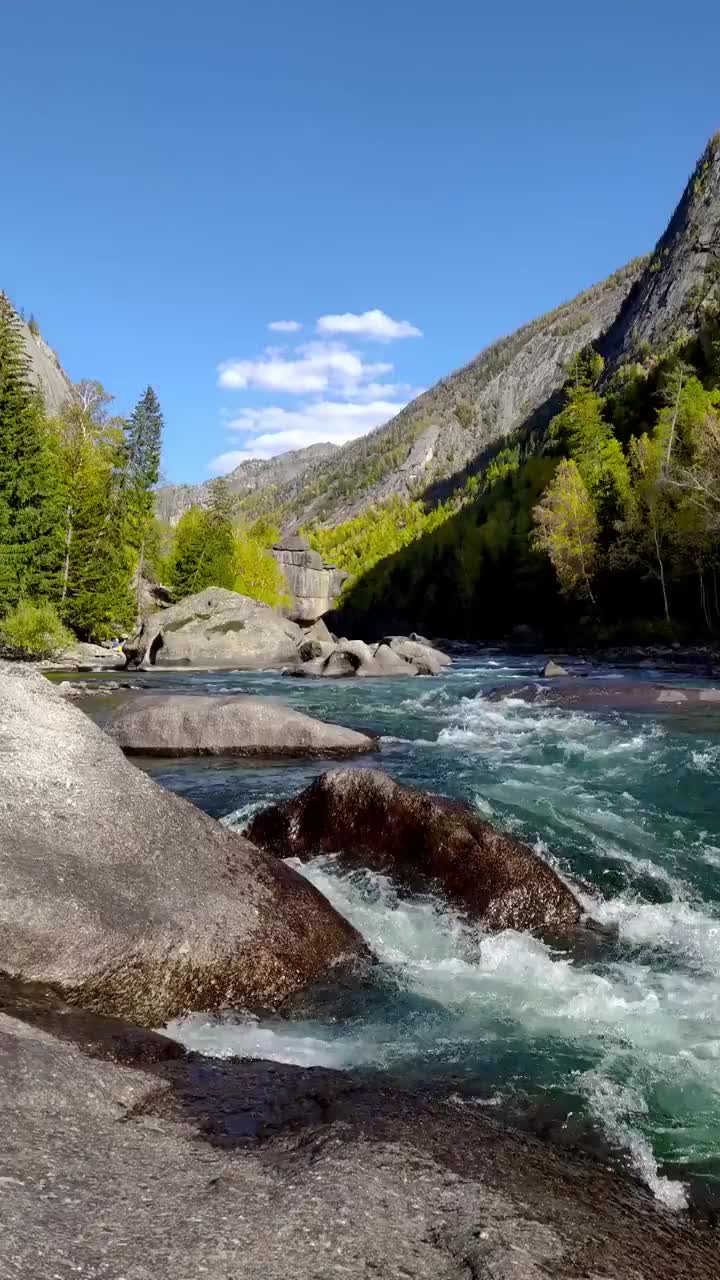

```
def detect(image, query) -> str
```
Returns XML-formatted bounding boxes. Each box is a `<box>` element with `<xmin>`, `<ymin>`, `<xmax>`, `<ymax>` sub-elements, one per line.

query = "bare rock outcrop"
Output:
<box><xmin>0</xmin><ymin>663</ymin><xmax>367</xmax><ymax>1024</ymax></box>
<box><xmin>272</xmin><ymin>534</ymin><xmax>347</xmax><ymax>623</ymax></box>
<box><xmin>248</xmin><ymin>768</ymin><xmax>583</xmax><ymax>938</ymax></box>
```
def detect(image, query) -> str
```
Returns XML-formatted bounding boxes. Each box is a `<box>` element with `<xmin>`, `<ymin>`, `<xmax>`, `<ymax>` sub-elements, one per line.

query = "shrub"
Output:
<box><xmin>0</xmin><ymin>600</ymin><xmax>74</xmax><ymax>658</ymax></box>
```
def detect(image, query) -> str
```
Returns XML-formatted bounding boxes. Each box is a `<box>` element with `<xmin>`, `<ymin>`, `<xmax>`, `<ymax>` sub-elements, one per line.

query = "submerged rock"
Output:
<box><xmin>247</xmin><ymin>768</ymin><xmax>583</xmax><ymax>937</ymax></box>
<box><xmin>542</xmin><ymin>659</ymin><xmax>569</xmax><ymax>678</ymax></box>
<box><xmin>0</xmin><ymin>663</ymin><xmax>368</xmax><ymax>1024</ymax></box>
<box><xmin>123</xmin><ymin>587</ymin><xmax>305</xmax><ymax>670</ymax></box>
<box><xmin>2</xmin><ymin>973</ymin><xmax>715</xmax><ymax>1280</ymax></box>
<box><xmin>110</xmin><ymin>694</ymin><xmax>379</xmax><ymax>757</ymax></box>
<box><xmin>490</xmin><ymin>681</ymin><xmax>720</xmax><ymax>712</ymax></box>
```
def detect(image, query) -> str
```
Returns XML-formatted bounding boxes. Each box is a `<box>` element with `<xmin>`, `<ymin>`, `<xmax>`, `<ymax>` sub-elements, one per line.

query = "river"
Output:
<box><xmin>80</xmin><ymin>652</ymin><xmax>720</xmax><ymax>1210</ymax></box>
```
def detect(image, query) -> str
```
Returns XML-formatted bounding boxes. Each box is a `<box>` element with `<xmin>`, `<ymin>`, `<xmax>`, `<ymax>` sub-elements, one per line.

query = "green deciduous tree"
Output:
<box><xmin>532</xmin><ymin>459</ymin><xmax>599</xmax><ymax>604</ymax></box>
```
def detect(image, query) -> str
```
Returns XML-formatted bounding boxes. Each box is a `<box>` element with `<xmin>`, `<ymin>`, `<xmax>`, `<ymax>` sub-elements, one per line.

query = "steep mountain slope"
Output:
<box><xmin>599</xmin><ymin>132</ymin><xmax>720</xmax><ymax>366</ymax></box>
<box><xmin>254</xmin><ymin>261</ymin><xmax>644</xmax><ymax>531</ymax></box>
<box><xmin>18</xmin><ymin>312</ymin><xmax>74</xmax><ymax>415</ymax></box>
<box><xmin>156</xmin><ymin>442</ymin><xmax>338</xmax><ymax>524</ymax></box>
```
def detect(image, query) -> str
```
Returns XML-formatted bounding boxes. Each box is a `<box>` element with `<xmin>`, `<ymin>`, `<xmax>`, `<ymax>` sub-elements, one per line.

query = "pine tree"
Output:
<box><xmin>124</xmin><ymin>386</ymin><xmax>164</xmax><ymax>602</ymax></box>
<box><xmin>0</xmin><ymin>293</ymin><xmax>64</xmax><ymax>613</ymax></box>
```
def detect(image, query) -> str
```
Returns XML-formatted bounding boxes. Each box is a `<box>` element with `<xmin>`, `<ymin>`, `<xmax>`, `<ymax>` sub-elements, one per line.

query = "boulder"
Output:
<box><xmin>247</xmin><ymin>769</ymin><xmax>583</xmax><ymax>937</ymax></box>
<box><xmin>272</xmin><ymin>534</ymin><xmax>347</xmax><ymax>623</ymax></box>
<box><xmin>542</xmin><ymin>659</ymin><xmax>569</xmax><ymax>678</ymax></box>
<box><xmin>490</xmin><ymin>681</ymin><xmax>720</xmax><ymax>713</ymax></box>
<box><xmin>123</xmin><ymin>587</ymin><xmax>305</xmax><ymax>670</ymax></box>
<box><xmin>0</xmin><ymin>663</ymin><xmax>368</xmax><ymax>1024</ymax></box>
<box><xmin>110</xmin><ymin>694</ymin><xmax>379</xmax><ymax>757</ymax></box>
<box><xmin>386</xmin><ymin>637</ymin><xmax>450</xmax><ymax>674</ymax></box>
<box><xmin>3</xmin><ymin>974</ymin><xmax>714</xmax><ymax>1280</ymax></box>
<box><xmin>372</xmin><ymin>642</ymin><xmax>420</xmax><ymax>676</ymax></box>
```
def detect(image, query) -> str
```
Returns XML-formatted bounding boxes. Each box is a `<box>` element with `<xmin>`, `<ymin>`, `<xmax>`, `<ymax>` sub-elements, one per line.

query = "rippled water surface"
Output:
<box><xmin>87</xmin><ymin>654</ymin><xmax>720</xmax><ymax>1207</ymax></box>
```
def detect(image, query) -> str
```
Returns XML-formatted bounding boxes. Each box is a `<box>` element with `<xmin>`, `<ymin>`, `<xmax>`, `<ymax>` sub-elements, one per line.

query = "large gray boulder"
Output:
<box><xmin>0</xmin><ymin>663</ymin><xmax>367</xmax><ymax>1024</ymax></box>
<box><xmin>272</xmin><ymin>534</ymin><xmax>347</xmax><ymax>623</ymax></box>
<box><xmin>3</xmin><ymin>974</ymin><xmax>714</xmax><ymax>1280</ymax></box>
<box><xmin>384</xmin><ymin>637</ymin><xmax>451</xmax><ymax>675</ymax></box>
<box><xmin>248</xmin><ymin>769</ymin><xmax>584</xmax><ymax>938</ymax></box>
<box><xmin>124</xmin><ymin>587</ymin><xmax>305</xmax><ymax>670</ymax></box>
<box><xmin>110</xmin><ymin>694</ymin><xmax>379</xmax><ymax>757</ymax></box>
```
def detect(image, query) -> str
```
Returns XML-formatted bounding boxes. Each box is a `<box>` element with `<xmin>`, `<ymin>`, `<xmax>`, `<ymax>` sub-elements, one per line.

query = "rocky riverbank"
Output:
<box><xmin>3</xmin><ymin>659</ymin><xmax>719</xmax><ymax>1276</ymax></box>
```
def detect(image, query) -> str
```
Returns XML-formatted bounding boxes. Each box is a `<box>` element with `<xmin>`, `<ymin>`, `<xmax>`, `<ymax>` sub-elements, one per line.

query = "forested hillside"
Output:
<box><xmin>0</xmin><ymin>297</ymin><xmax>285</xmax><ymax>655</ymax></box>
<box><xmin>317</xmin><ymin>134</ymin><xmax>720</xmax><ymax>644</ymax></box>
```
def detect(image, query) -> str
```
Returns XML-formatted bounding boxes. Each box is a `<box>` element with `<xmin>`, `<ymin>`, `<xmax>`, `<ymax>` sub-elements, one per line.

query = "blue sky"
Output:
<box><xmin>3</xmin><ymin>1</ymin><xmax>720</xmax><ymax>483</ymax></box>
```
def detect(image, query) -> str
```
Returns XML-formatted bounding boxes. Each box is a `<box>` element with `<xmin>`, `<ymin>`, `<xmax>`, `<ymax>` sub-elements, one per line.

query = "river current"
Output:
<box><xmin>84</xmin><ymin>653</ymin><xmax>720</xmax><ymax>1209</ymax></box>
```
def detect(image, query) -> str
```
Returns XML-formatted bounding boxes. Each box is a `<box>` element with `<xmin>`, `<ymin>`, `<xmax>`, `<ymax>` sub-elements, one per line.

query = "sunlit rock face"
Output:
<box><xmin>272</xmin><ymin>534</ymin><xmax>347</xmax><ymax>623</ymax></box>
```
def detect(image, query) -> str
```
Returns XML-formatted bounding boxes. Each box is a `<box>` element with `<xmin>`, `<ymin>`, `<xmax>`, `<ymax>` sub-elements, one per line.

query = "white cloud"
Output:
<box><xmin>208</xmin><ymin>397</ymin><xmax>407</xmax><ymax>472</ymax></box>
<box><xmin>316</xmin><ymin>308</ymin><xmax>422</xmax><ymax>342</ymax></box>
<box><xmin>217</xmin><ymin>340</ymin><xmax>393</xmax><ymax>397</ymax></box>
<box><xmin>268</xmin><ymin>319</ymin><xmax>301</xmax><ymax>332</ymax></box>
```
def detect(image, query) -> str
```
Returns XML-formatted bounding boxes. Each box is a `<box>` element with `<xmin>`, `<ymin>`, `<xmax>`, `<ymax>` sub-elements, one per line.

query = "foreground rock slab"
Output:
<box><xmin>489</xmin><ymin>680</ymin><xmax>720</xmax><ymax>712</ymax></box>
<box><xmin>111</xmin><ymin>693</ymin><xmax>379</xmax><ymax>757</ymax></box>
<box><xmin>248</xmin><ymin>769</ymin><xmax>583</xmax><ymax>936</ymax></box>
<box><xmin>0</xmin><ymin>664</ymin><xmax>367</xmax><ymax>1024</ymax></box>
<box><xmin>124</xmin><ymin>587</ymin><xmax>306</xmax><ymax>670</ymax></box>
<box><xmin>1</xmin><ymin>975</ymin><xmax>715</xmax><ymax>1280</ymax></box>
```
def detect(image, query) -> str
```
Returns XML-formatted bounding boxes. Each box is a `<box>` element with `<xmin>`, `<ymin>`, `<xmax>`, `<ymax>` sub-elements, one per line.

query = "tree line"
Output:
<box><xmin>0</xmin><ymin>295</ymin><xmax>284</xmax><ymax>657</ymax></box>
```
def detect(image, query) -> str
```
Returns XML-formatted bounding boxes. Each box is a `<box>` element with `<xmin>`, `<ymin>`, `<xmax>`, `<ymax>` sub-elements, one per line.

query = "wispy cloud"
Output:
<box><xmin>208</xmin><ymin>397</ymin><xmax>407</xmax><ymax>471</ymax></box>
<box><xmin>267</xmin><ymin>319</ymin><xmax>302</xmax><ymax>332</ymax></box>
<box><xmin>316</xmin><ymin>308</ymin><xmax>422</xmax><ymax>342</ymax></box>
<box><xmin>217</xmin><ymin>340</ymin><xmax>392</xmax><ymax>397</ymax></box>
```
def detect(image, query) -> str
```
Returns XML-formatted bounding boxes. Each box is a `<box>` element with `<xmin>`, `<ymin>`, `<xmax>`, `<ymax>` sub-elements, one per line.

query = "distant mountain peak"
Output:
<box><xmin>599</xmin><ymin>131</ymin><xmax>720</xmax><ymax>365</ymax></box>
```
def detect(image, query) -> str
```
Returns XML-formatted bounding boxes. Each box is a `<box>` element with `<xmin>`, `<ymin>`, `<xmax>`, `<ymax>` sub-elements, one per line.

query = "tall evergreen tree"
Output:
<box><xmin>124</xmin><ymin>386</ymin><xmax>163</xmax><ymax>600</ymax></box>
<box><xmin>166</xmin><ymin>480</ymin><xmax>238</xmax><ymax>600</ymax></box>
<box><xmin>0</xmin><ymin>294</ymin><xmax>63</xmax><ymax>612</ymax></box>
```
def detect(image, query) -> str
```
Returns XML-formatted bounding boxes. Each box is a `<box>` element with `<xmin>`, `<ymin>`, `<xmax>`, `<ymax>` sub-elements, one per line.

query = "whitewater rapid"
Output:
<box><xmin>156</xmin><ymin>664</ymin><xmax>720</xmax><ymax>1210</ymax></box>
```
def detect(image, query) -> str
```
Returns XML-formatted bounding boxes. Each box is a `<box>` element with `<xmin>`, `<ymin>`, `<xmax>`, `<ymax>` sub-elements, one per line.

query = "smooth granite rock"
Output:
<box><xmin>0</xmin><ymin>663</ymin><xmax>368</xmax><ymax>1024</ymax></box>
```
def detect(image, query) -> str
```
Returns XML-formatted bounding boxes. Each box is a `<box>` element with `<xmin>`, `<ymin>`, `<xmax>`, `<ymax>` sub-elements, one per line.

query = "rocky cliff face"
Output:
<box><xmin>237</xmin><ymin>261</ymin><xmax>644</xmax><ymax>532</ymax></box>
<box><xmin>599</xmin><ymin>132</ymin><xmax>720</xmax><ymax>367</ymax></box>
<box><xmin>155</xmin><ymin>442</ymin><xmax>338</xmax><ymax>525</ymax></box>
<box><xmin>272</xmin><ymin>534</ymin><xmax>346</xmax><ymax>623</ymax></box>
<box><xmin>18</xmin><ymin>314</ymin><xmax>74</xmax><ymax>415</ymax></box>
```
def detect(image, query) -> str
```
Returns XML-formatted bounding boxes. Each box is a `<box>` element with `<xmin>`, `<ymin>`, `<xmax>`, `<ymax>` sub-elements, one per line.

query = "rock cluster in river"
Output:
<box><xmin>291</xmin><ymin>634</ymin><xmax>451</xmax><ymax>678</ymax></box>
<box><xmin>111</xmin><ymin>693</ymin><xmax>379</xmax><ymax>756</ymax></box>
<box><xmin>121</xmin><ymin>585</ymin><xmax>450</xmax><ymax>677</ymax></box>
<box><xmin>0</xmin><ymin>662</ymin><xmax>368</xmax><ymax>1024</ymax></box>
<box><xmin>247</xmin><ymin>768</ymin><xmax>584</xmax><ymax>937</ymax></box>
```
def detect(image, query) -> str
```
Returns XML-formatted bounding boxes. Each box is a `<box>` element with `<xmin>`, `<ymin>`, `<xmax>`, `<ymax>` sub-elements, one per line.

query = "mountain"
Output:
<box><xmin>18</xmin><ymin>312</ymin><xmax>75</xmax><ymax>415</ymax></box>
<box><xmin>155</xmin><ymin>442</ymin><xmax>339</xmax><ymax>525</ymax></box>
<box><xmin>599</xmin><ymin>131</ymin><xmax>720</xmax><ymax>367</ymax></box>
<box><xmin>225</xmin><ymin>262</ymin><xmax>644</xmax><ymax>533</ymax></box>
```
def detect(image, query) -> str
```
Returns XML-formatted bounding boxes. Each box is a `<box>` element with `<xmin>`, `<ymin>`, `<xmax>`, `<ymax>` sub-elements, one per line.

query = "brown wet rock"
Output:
<box><xmin>489</xmin><ymin>680</ymin><xmax>720</xmax><ymax>713</ymax></box>
<box><xmin>247</xmin><ymin>768</ymin><xmax>583</xmax><ymax>937</ymax></box>
<box><xmin>0</xmin><ymin>662</ymin><xmax>369</xmax><ymax>1025</ymax></box>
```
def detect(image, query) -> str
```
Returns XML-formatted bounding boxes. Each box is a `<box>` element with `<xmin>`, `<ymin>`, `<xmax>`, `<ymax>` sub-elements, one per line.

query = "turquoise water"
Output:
<box><xmin>93</xmin><ymin>655</ymin><xmax>720</xmax><ymax>1208</ymax></box>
